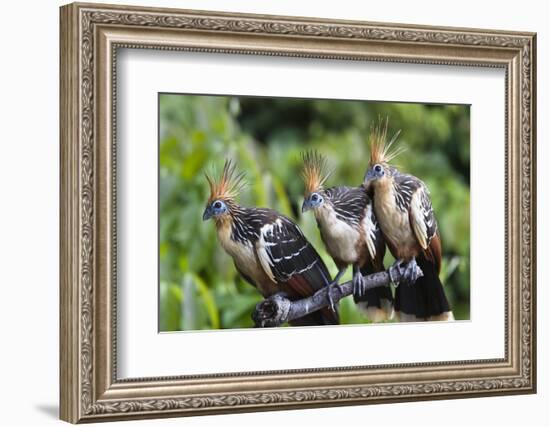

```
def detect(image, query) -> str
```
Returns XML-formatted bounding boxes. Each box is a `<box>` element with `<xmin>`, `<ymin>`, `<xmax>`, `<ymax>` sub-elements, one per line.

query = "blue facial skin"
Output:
<box><xmin>301</xmin><ymin>192</ymin><xmax>324</xmax><ymax>213</ymax></box>
<box><xmin>364</xmin><ymin>163</ymin><xmax>385</xmax><ymax>184</ymax></box>
<box><xmin>202</xmin><ymin>199</ymin><xmax>228</xmax><ymax>221</ymax></box>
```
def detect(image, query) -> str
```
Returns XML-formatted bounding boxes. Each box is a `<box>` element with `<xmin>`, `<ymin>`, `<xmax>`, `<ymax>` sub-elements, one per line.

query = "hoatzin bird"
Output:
<box><xmin>363</xmin><ymin>121</ymin><xmax>454</xmax><ymax>321</ymax></box>
<box><xmin>301</xmin><ymin>151</ymin><xmax>394</xmax><ymax>322</ymax></box>
<box><xmin>202</xmin><ymin>160</ymin><xmax>339</xmax><ymax>326</ymax></box>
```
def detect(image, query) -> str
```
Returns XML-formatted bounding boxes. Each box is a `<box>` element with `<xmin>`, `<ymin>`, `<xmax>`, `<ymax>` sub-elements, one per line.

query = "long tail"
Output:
<box><xmin>395</xmin><ymin>255</ymin><xmax>453</xmax><ymax>321</ymax></box>
<box><xmin>355</xmin><ymin>264</ymin><xmax>394</xmax><ymax>322</ymax></box>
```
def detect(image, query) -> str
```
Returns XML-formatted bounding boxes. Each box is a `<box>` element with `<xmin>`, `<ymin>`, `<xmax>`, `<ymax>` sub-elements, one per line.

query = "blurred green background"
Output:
<box><xmin>159</xmin><ymin>94</ymin><xmax>470</xmax><ymax>331</ymax></box>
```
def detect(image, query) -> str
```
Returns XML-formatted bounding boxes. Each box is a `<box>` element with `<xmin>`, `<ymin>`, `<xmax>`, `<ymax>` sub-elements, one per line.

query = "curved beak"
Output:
<box><xmin>202</xmin><ymin>206</ymin><xmax>213</xmax><ymax>221</ymax></box>
<box><xmin>301</xmin><ymin>199</ymin><xmax>312</xmax><ymax>213</ymax></box>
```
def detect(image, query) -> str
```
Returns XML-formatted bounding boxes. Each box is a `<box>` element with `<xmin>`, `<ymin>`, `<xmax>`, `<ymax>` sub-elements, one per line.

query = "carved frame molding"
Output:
<box><xmin>60</xmin><ymin>2</ymin><xmax>536</xmax><ymax>423</ymax></box>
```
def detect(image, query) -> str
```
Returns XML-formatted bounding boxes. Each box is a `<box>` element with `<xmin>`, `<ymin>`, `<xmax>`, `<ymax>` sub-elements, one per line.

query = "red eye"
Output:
<box><xmin>374</xmin><ymin>165</ymin><xmax>383</xmax><ymax>173</ymax></box>
<box><xmin>214</xmin><ymin>201</ymin><xmax>222</xmax><ymax>209</ymax></box>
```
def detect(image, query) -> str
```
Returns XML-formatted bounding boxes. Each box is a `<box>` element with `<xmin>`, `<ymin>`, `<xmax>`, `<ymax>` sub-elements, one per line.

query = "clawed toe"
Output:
<box><xmin>352</xmin><ymin>272</ymin><xmax>366</xmax><ymax>299</ymax></box>
<box><xmin>388</xmin><ymin>259</ymin><xmax>404</xmax><ymax>285</ymax></box>
<box><xmin>326</xmin><ymin>282</ymin><xmax>340</xmax><ymax>312</ymax></box>
<box><xmin>404</xmin><ymin>258</ymin><xmax>422</xmax><ymax>286</ymax></box>
<box><xmin>389</xmin><ymin>258</ymin><xmax>423</xmax><ymax>286</ymax></box>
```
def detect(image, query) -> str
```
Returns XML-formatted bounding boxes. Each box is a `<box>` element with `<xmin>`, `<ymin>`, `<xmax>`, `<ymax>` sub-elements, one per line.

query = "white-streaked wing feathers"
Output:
<box><xmin>256</xmin><ymin>217</ymin><xmax>331</xmax><ymax>291</ymax></box>
<box><xmin>255</xmin><ymin>226</ymin><xmax>277</xmax><ymax>283</ymax></box>
<box><xmin>362</xmin><ymin>203</ymin><xmax>378</xmax><ymax>260</ymax></box>
<box><xmin>408</xmin><ymin>185</ymin><xmax>437</xmax><ymax>250</ymax></box>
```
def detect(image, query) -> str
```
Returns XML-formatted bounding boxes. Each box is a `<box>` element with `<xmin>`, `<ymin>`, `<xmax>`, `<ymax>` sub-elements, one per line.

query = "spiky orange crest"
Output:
<box><xmin>368</xmin><ymin>117</ymin><xmax>404</xmax><ymax>167</ymax></box>
<box><xmin>301</xmin><ymin>150</ymin><xmax>332</xmax><ymax>195</ymax></box>
<box><xmin>205</xmin><ymin>159</ymin><xmax>246</xmax><ymax>203</ymax></box>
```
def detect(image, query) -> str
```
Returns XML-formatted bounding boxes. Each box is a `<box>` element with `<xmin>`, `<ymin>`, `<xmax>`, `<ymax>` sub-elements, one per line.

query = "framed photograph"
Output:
<box><xmin>60</xmin><ymin>2</ymin><xmax>537</xmax><ymax>423</ymax></box>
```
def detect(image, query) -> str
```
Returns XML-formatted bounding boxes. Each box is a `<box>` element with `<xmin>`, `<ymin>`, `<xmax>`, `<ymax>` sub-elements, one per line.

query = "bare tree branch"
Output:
<box><xmin>252</xmin><ymin>263</ymin><xmax>422</xmax><ymax>327</ymax></box>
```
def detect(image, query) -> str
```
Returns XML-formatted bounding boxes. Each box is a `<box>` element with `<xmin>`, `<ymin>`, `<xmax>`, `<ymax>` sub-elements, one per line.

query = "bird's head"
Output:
<box><xmin>300</xmin><ymin>150</ymin><xmax>331</xmax><ymax>213</ymax></box>
<box><xmin>363</xmin><ymin>118</ymin><xmax>403</xmax><ymax>190</ymax></box>
<box><xmin>364</xmin><ymin>162</ymin><xmax>388</xmax><ymax>183</ymax></box>
<box><xmin>202</xmin><ymin>198</ymin><xmax>230</xmax><ymax>221</ymax></box>
<box><xmin>203</xmin><ymin>159</ymin><xmax>245</xmax><ymax>222</ymax></box>
<box><xmin>302</xmin><ymin>191</ymin><xmax>325</xmax><ymax>212</ymax></box>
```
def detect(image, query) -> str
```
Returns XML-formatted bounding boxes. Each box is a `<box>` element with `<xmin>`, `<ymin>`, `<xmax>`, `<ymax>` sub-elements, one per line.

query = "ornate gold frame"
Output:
<box><xmin>59</xmin><ymin>2</ymin><xmax>537</xmax><ymax>423</ymax></box>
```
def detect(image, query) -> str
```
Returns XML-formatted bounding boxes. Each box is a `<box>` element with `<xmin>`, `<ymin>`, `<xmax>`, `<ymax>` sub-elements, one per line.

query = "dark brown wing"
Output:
<box><xmin>426</xmin><ymin>233</ymin><xmax>442</xmax><ymax>274</ymax></box>
<box><xmin>357</xmin><ymin>198</ymin><xmax>393</xmax><ymax>320</ymax></box>
<box><xmin>408</xmin><ymin>183</ymin><xmax>442</xmax><ymax>273</ymax></box>
<box><xmin>326</xmin><ymin>186</ymin><xmax>369</xmax><ymax>227</ymax></box>
<box><xmin>326</xmin><ymin>186</ymin><xmax>386</xmax><ymax>267</ymax></box>
<box><xmin>257</xmin><ymin>216</ymin><xmax>330</xmax><ymax>294</ymax></box>
<box><xmin>255</xmin><ymin>215</ymin><xmax>338</xmax><ymax>325</ymax></box>
<box><xmin>362</xmin><ymin>197</ymin><xmax>386</xmax><ymax>270</ymax></box>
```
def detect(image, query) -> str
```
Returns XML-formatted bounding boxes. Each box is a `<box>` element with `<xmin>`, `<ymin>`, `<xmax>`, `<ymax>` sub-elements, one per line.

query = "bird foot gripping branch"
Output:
<box><xmin>253</xmin><ymin>264</ymin><xmax>423</xmax><ymax>327</ymax></box>
<box><xmin>388</xmin><ymin>258</ymin><xmax>423</xmax><ymax>287</ymax></box>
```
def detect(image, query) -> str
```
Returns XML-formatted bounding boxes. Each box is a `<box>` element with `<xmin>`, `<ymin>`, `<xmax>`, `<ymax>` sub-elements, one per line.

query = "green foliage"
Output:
<box><xmin>159</xmin><ymin>94</ymin><xmax>470</xmax><ymax>331</ymax></box>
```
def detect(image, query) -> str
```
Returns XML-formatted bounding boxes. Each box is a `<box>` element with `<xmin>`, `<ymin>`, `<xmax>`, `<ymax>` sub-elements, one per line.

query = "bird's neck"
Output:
<box><xmin>373</xmin><ymin>177</ymin><xmax>396</xmax><ymax>210</ymax></box>
<box><xmin>313</xmin><ymin>202</ymin><xmax>336</xmax><ymax>228</ymax></box>
<box><xmin>214</xmin><ymin>213</ymin><xmax>233</xmax><ymax>229</ymax></box>
<box><xmin>372</xmin><ymin>177</ymin><xmax>402</xmax><ymax>228</ymax></box>
<box><xmin>214</xmin><ymin>202</ymin><xmax>241</xmax><ymax>242</ymax></box>
<box><xmin>214</xmin><ymin>213</ymin><xmax>233</xmax><ymax>246</ymax></box>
